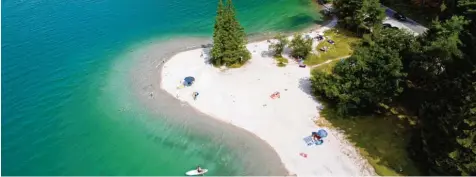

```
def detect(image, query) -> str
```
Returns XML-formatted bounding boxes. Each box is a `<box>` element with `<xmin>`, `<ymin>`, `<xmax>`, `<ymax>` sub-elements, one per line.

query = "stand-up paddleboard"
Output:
<box><xmin>185</xmin><ymin>169</ymin><xmax>208</xmax><ymax>176</ymax></box>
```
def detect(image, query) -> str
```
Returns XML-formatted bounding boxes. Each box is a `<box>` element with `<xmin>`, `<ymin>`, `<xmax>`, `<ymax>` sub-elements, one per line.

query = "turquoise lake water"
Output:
<box><xmin>2</xmin><ymin>0</ymin><xmax>322</xmax><ymax>175</ymax></box>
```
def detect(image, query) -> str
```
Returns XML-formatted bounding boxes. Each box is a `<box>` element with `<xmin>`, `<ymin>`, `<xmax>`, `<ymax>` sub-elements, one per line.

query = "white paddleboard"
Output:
<box><xmin>185</xmin><ymin>169</ymin><xmax>208</xmax><ymax>176</ymax></box>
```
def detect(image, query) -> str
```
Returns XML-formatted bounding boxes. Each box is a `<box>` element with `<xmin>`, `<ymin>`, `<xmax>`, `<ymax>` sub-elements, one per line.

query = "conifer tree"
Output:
<box><xmin>211</xmin><ymin>0</ymin><xmax>225</xmax><ymax>66</ymax></box>
<box><xmin>211</xmin><ymin>0</ymin><xmax>250</xmax><ymax>67</ymax></box>
<box><xmin>225</xmin><ymin>0</ymin><xmax>250</xmax><ymax>65</ymax></box>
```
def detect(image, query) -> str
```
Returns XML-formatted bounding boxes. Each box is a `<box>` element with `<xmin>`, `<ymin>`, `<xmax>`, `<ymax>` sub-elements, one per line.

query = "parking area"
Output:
<box><xmin>382</xmin><ymin>6</ymin><xmax>428</xmax><ymax>35</ymax></box>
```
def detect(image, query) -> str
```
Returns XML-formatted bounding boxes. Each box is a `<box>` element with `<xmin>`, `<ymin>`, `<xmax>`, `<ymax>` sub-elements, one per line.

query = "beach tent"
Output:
<box><xmin>183</xmin><ymin>76</ymin><xmax>195</xmax><ymax>86</ymax></box>
<box><xmin>317</xmin><ymin>129</ymin><xmax>328</xmax><ymax>138</ymax></box>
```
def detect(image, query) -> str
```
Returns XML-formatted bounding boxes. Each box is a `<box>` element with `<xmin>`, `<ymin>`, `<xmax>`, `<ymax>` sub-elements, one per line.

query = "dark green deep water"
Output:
<box><xmin>2</xmin><ymin>0</ymin><xmax>322</xmax><ymax>175</ymax></box>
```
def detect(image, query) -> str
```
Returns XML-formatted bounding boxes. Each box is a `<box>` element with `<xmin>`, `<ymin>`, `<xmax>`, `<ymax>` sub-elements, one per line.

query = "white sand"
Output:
<box><xmin>160</xmin><ymin>18</ymin><xmax>376</xmax><ymax>176</ymax></box>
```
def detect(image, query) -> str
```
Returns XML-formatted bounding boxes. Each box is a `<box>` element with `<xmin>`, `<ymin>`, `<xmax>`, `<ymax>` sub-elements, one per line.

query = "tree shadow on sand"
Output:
<box><xmin>201</xmin><ymin>47</ymin><xmax>212</xmax><ymax>64</ymax></box>
<box><xmin>298</xmin><ymin>77</ymin><xmax>320</xmax><ymax>102</ymax></box>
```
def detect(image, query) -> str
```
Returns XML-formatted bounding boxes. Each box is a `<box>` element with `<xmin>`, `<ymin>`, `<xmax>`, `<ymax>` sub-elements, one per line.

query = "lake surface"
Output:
<box><xmin>1</xmin><ymin>0</ymin><xmax>322</xmax><ymax>175</ymax></box>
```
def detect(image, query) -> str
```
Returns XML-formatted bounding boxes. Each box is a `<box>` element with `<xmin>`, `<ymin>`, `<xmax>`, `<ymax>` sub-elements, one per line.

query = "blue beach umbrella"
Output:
<box><xmin>317</xmin><ymin>129</ymin><xmax>328</xmax><ymax>138</ymax></box>
<box><xmin>183</xmin><ymin>76</ymin><xmax>195</xmax><ymax>86</ymax></box>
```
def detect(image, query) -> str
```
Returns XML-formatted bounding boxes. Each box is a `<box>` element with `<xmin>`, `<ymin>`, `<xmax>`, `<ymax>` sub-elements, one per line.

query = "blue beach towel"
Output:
<box><xmin>303</xmin><ymin>136</ymin><xmax>324</xmax><ymax>146</ymax></box>
<box><xmin>303</xmin><ymin>135</ymin><xmax>314</xmax><ymax>146</ymax></box>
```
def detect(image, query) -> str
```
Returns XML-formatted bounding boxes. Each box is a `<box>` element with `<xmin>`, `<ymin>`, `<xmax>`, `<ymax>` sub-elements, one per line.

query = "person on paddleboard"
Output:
<box><xmin>196</xmin><ymin>166</ymin><xmax>203</xmax><ymax>173</ymax></box>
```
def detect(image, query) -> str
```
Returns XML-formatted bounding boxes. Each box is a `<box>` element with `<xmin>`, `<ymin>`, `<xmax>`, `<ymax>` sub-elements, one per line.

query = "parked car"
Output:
<box><xmin>383</xmin><ymin>23</ymin><xmax>399</xmax><ymax>30</ymax></box>
<box><xmin>383</xmin><ymin>23</ymin><xmax>392</xmax><ymax>28</ymax></box>
<box><xmin>393</xmin><ymin>13</ymin><xmax>407</xmax><ymax>21</ymax></box>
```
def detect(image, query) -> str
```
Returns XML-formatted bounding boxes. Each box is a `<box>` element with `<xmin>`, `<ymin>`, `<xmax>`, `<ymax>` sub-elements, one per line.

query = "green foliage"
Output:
<box><xmin>211</xmin><ymin>0</ymin><xmax>225</xmax><ymax>66</ymax></box>
<box><xmin>312</xmin><ymin>1</ymin><xmax>476</xmax><ymax>175</ymax></box>
<box><xmin>404</xmin><ymin>15</ymin><xmax>476</xmax><ymax>176</ymax></box>
<box><xmin>414</xmin><ymin>78</ymin><xmax>476</xmax><ymax>175</ymax></box>
<box><xmin>362</xmin><ymin>27</ymin><xmax>417</xmax><ymax>53</ymax></box>
<box><xmin>210</xmin><ymin>0</ymin><xmax>250</xmax><ymax>67</ymax></box>
<box><xmin>269</xmin><ymin>33</ymin><xmax>288</xmax><ymax>57</ymax></box>
<box><xmin>311</xmin><ymin>44</ymin><xmax>406</xmax><ymax>115</ymax></box>
<box><xmin>333</xmin><ymin>0</ymin><xmax>385</xmax><ymax>34</ymax></box>
<box><xmin>274</xmin><ymin>56</ymin><xmax>288</xmax><ymax>67</ymax></box>
<box><xmin>289</xmin><ymin>33</ymin><xmax>313</xmax><ymax>59</ymax></box>
<box><xmin>406</xmin><ymin>16</ymin><xmax>469</xmax><ymax>91</ymax></box>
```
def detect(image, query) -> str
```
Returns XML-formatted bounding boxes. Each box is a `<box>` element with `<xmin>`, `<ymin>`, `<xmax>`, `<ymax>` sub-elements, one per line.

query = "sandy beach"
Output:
<box><xmin>160</xmin><ymin>18</ymin><xmax>377</xmax><ymax>176</ymax></box>
<box><xmin>126</xmin><ymin>37</ymin><xmax>289</xmax><ymax>175</ymax></box>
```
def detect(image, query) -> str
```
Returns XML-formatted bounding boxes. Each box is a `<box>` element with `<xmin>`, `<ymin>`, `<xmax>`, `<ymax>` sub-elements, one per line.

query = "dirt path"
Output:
<box><xmin>309</xmin><ymin>55</ymin><xmax>351</xmax><ymax>69</ymax></box>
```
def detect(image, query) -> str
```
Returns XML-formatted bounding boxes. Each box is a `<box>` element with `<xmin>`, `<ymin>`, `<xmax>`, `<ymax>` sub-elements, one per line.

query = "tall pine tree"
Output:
<box><xmin>211</xmin><ymin>0</ymin><xmax>225</xmax><ymax>66</ymax></box>
<box><xmin>211</xmin><ymin>0</ymin><xmax>250</xmax><ymax>67</ymax></box>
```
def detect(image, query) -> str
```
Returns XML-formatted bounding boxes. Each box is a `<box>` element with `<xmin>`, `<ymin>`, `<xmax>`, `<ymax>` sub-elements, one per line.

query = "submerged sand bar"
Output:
<box><xmin>160</xmin><ymin>18</ymin><xmax>376</xmax><ymax>176</ymax></box>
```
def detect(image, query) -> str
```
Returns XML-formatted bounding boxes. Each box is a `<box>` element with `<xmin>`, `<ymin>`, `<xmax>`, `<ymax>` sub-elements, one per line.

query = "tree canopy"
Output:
<box><xmin>289</xmin><ymin>33</ymin><xmax>313</xmax><ymax>59</ymax></box>
<box><xmin>311</xmin><ymin>36</ymin><xmax>406</xmax><ymax>115</ymax></box>
<box><xmin>333</xmin><ymin>0</ymin><xmax>385</xmax><ymax>34</ymax></box>
<box><xmin>312</xmin><ymin>0</ymin><xmax>476</xmax><ymax>175</ymax></box>
<box><xmin>269</xmin><ymin>33</ymin><xmax>288</xmax><ymax>57</ymax></box>
<box><xmin>210</xmin><ymin>0</ymin><xmax>250</xmax><ymax>67</ymax></box>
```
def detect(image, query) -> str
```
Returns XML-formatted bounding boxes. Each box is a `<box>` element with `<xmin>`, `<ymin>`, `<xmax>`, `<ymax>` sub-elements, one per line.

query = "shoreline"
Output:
<box><xmin>160</xmin><ymin>17</ymin><xmax>377</xmax><ymax>176</ymax></box>
<box><xmin>123</xmin><ymin>16</ymin><xmax>329</xmax><ymax>175</ymax></box>
<box><xmin>126</xmin><ymin>37</ymin><xmax>289</xmax><ymax>175</ymax></box>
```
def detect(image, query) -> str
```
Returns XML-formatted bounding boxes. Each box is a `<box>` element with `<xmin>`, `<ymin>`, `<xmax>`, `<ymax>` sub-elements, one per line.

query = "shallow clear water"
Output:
<box><xmin>2</xmin><ymin>0</ymin><xmax>322</xmax><ymax>175</ymax></box>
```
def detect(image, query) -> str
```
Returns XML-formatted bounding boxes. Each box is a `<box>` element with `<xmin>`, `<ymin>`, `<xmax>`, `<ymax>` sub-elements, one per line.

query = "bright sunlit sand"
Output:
<box><xmin>160</xmin><ymin>18</ymin><xmax>376</xmax><ymax>176</ymax></box>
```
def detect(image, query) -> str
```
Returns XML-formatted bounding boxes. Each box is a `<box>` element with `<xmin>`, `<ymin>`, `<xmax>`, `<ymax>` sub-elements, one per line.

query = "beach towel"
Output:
<box><xmin>303</xmin><ymin>135</ymin><xmax>324</xmax><ymax>146</ymax></box>
<box><xmin>303</xmin><ymin>135</ymin><xmax>314</xmax><ymax>146</ymax></box>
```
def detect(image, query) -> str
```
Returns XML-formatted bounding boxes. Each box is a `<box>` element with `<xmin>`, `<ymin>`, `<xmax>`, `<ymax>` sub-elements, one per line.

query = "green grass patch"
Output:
<box><xmin>316</xmin><ymin>106</ymin><xmax>422</xmax><ymax>176</ymax></box>
<box><xmin>274</xmin><ymin>56</ymin><xmax>289</xmax><ymax>67</ymax></box>
<box><xmin>228</xmin><ymin>62</ymin><xmax>246</xmax><ymax>68</ymax></box>
<box><xmin>304</xmin><ymin>28</ymin><xmax>360</xmax><ymax>66</ymax></box>
<box><xmin>312</xmin><ymin>59</ymin><xmax>341</xmax><ymax>74</ymax></box>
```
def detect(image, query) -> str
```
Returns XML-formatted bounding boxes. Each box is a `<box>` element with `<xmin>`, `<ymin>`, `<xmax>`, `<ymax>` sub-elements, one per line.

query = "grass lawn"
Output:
<box><xmin>304</xmin><ymin>28</ymin><xmax>360</xmax><ymax>66</ymax></box>
<box><xmin>312</xmin><ymin>59</ymin><xmax>341</xmax><ymax>74</ymax></box>
<box><xmin>315</xmin><ymin>105</ymin><xmax>422</xmax><ymax>176</ymax></box>
<box><xmin>274</xmin><ymin>56</ymin><xmax>289</xmax><ymax>67</ymax></box>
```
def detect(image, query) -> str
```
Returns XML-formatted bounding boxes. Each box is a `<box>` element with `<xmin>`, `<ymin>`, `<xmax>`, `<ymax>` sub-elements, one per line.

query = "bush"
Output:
<box><xmin>311</xmin><ymin>45</ymin><xmax>405</xmax><ymax>115</ymax></box>
<box><xmin>274</xmin><ymin>56</ymin><xmax>288</xmax><ymax>67</ymax></box>
<box><xmin>269</xmin><ymin>33</ymin><xmax>288</xmax><ymax>57</ymax></box>
<box><xmin>289</xmin><ymin>33</ymin><xmax>313</xmax><ymax>59</ymax></box>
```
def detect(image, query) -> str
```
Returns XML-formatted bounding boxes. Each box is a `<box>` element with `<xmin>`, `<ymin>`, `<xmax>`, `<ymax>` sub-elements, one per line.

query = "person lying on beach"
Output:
<box><xmin>312</xmin><ymin>132</ymin><xmax>321</xmax><ymax>142</ymax></box>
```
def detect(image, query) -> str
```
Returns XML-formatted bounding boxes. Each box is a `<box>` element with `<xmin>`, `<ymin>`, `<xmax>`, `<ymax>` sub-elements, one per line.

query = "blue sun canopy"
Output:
<box><xmin>183</xmin><ymin>76</ymin><xmax>195</xmax><ymax>86</ymax></box>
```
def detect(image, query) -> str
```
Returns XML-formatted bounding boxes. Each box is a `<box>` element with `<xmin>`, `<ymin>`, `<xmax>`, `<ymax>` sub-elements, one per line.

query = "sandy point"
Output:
<box><xmin>160</xmin><ymin>20</ymin><xmax>376</xmax><ymax>176</ymax></box>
